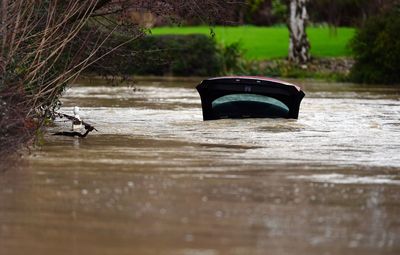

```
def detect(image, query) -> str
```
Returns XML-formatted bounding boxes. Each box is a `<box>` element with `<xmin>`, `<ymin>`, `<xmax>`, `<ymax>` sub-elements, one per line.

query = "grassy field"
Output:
<box><xmin>151</xmin><ymin>26</ymin><xmax>355</xmax><ymax>60</ymax></box>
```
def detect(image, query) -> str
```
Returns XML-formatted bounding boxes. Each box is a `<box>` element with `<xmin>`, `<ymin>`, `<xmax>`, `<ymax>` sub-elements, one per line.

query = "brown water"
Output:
<box><xmin>1</xmin><ymin>77</ymin><xmax>400</xmax><ymax>255</ymax></box>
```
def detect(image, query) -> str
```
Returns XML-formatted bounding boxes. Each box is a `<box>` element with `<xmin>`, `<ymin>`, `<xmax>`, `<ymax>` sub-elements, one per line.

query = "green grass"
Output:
<box><xmin>151</xmin><ymin>26</ymin><xmax>355</xmax><ymax>60</ymax></box>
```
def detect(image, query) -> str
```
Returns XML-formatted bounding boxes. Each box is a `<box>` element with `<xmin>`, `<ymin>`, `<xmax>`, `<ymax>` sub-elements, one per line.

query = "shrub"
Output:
<box><xmin>217</xmin><ymin>42</ymin><xmax>245</xmax><ymax>74</ymax></box>
<box><xmin>138</xmin><ymin>34</ymin><xmax>221</xmax><ymax>76</ymax></box>
<box><xmin>349</xmin><ymin>7</ymin><xmax>400</xmax><ymax>84</ymax></box>
<box><xmin>86</xmin><ymin>33</ymin><xmax>254</xmax><ymax>77</ymax></box>
<box><xmin>88</xmin><ymin>34</ymin><xmax>222</xmax><ymax>77</ymax></box>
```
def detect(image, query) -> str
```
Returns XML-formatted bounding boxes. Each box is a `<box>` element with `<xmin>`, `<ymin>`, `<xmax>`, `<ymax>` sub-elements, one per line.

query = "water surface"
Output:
<box><xmin>1</xmin><ymin>77</ymin><xmax>400</xmax><ymax>255</ymax></box>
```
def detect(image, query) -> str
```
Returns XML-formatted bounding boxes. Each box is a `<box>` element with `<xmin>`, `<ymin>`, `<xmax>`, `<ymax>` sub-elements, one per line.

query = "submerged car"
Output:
<box><xmin>196</xmin><ymin>76</ymin><xmax>305</xmax><ymax>120</ymax></box>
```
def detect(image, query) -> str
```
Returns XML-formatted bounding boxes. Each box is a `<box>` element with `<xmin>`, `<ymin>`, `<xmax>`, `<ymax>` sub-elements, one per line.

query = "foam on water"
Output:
<box><xmin>288</xmin><ymin>174</ymin><xmax>400</xmax><ymax>185</ymax></box>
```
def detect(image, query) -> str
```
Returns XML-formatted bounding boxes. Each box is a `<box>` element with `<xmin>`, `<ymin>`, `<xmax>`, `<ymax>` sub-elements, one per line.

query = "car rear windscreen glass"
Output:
<box><xmin>211</xmin><ymin>94</ymin><xmax>289</xmax><ymax>118</ymax></box>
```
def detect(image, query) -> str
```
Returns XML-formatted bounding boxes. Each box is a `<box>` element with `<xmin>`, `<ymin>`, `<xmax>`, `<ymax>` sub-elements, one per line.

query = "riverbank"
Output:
<box><xmin>82</xmin><ymin>56</ymin><xmax>355</xmax><ymax>82</ymax></box>
<box><xmin>247</xmin><ymin>57</ymin><xmax>355</xmax><ymax>81</ymax></box>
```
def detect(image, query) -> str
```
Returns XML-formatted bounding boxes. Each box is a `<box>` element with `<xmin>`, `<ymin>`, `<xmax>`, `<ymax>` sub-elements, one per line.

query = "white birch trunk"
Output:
<box><xmin>288</xmin><ymin>0</ymin><xmax>310</xmax><ymax>64</ymax></box>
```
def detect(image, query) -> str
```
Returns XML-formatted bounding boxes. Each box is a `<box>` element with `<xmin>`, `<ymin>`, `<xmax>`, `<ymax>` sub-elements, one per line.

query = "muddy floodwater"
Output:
<box><xmin>1</xmin><ymin>77</ymin><xmax>400</xmax><ymax>255</ymax></box>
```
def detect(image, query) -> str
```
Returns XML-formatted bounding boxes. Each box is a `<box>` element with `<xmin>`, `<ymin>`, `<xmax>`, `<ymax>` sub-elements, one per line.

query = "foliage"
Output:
<box><xmin>218</xmin><ymin>42</ymin><xmax>246</xmax><ymax>74</ymax></box>
<box><xmin>244</xmin><ymin>0</ymin><xmax>267</xmax><ymax>23</ymax></box>
<box><xmin>309</xmin><ymin>0</ymin><xmax>400</xmax><ymax>26</ymax></box>
<box><xmin>0</xmin><ymin>0</ymin><xmax>112</xmax><ymax>157</ymax></box>
<box><xmin>247</xmin><ymin>0</ymin><xmax>266</xmax><ymax>13</ymax></box>
<box><xmin>242</xmin><ymin>0</ymin><xmax>287</xmax><ymax>25</ymax></box>
<box><xmin>201</xmin><ymin>0</ymin><xmax>398</xmax><ymax>26</ymax></box>
<box><xmin>271</xmin><ymin>0</ymin><xmax>287</xmax><ymax>23</ymax></box>
<box><xmin>350</xmin><ymin>7</ymin><xmax>400</xmax><ymax>84</ymax></box>
<box><xmin>88</xmin><ymin>33</ymin><xmax>248</xmax><ymax>76</ymax></box>
<box><xmin>88</xmin><ymin>34</ymin><xmax>222</xmax><ymax>76</ymax></box>
<box><xmin>133</xmin><ymin>34</ymin><xmax>221</xmax><ymax>76</ymax></box>
<box><xmin>309</xmin><ymin>0</ymin><xmax>366</xmax><ymax>26</ymax></box>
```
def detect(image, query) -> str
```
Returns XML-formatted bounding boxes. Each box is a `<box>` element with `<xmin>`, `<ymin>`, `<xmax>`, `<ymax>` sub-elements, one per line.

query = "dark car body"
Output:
<box><xmin>196</xmin><ymin>76</ymin><xmax>305</xmax><ymax>121</ymax></box>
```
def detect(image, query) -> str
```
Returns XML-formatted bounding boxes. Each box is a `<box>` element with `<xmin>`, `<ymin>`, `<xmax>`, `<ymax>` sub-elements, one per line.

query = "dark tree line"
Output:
<box><xmin>309</xmin><ymin>0</ymin><xmax>400</xmax><ymax>26</ymax></box>
<box><xmin>201</xmin><ymin>0</ymin><xmax>400</xmax><ymax>26</ymax></box>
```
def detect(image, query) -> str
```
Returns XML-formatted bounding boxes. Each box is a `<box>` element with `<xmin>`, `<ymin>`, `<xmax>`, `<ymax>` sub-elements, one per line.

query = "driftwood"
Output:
<box><xmin>53</xmin><ymin>129</ymin><xmax>93</xmax><ymax>138</ymax></box>
<box><xmin>53</xmin><ymin>112</ymin><xmax>97</xmax><ymax>138</ymax></box>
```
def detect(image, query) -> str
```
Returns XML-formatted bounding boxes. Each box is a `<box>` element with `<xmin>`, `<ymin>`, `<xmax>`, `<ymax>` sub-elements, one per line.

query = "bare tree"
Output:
<box><xmin>0</xmin><ymin>0</ymin><xmax>114</xmax><ymax>158</ymax></box>
<box><xmin>287</xmin><ymin>0</ymin><xmax>310</xmax><ymax>64</ymax></box>
<box><xmin>0</xmin><ymin>0</ymin><xmax>235</xmax><ymax>160</ymax></box>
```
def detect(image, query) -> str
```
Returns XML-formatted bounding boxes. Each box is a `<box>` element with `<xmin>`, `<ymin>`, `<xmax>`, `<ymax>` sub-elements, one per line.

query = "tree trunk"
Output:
<box><xmin>288</xmin><ymin>0</ymin><xmax>310</xmax><ymax>64</ymax></box>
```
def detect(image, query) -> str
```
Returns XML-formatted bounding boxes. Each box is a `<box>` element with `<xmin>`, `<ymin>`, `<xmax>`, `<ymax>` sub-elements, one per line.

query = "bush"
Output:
<box><xmin>350</xmin><ymin>7</ymin><xmax>400</xmax><ymax>84</ymax></box>
<box><xmin>88</xmin><ymin>34</ymin><xmax>222</xmax><ymax>77</ymax></box>
<box><xmin>217</xmin><ymin>42</ymin><xmax>245</xmax><ymax>74</ymax></box>
<box><xmin>84</xmin><ymin>32</ymin><xmax>251</xmax><ymax>77</ymax></box>
<box><xmin>135</xmin><ymin>34</ymin><xmax>222</xmax><ymax>76</ymax></box>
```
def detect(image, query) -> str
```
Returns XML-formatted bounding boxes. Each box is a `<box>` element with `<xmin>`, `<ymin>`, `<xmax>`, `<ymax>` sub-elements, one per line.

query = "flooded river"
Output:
<box><xmin>1</xmin><ymin>77</ymin><xmax>400</xmax><ymax>255</ymax></box>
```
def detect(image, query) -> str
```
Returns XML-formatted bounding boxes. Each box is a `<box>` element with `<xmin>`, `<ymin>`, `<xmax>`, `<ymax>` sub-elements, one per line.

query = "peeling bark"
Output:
<box><xmin>288</xmin><ymin>0</ymin><xmax>310</xmax><ymax>64</ymax></box>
